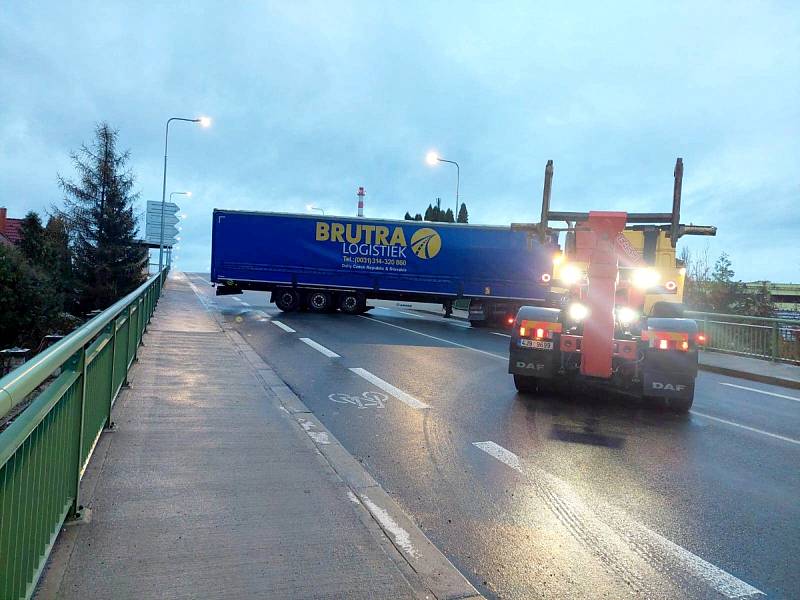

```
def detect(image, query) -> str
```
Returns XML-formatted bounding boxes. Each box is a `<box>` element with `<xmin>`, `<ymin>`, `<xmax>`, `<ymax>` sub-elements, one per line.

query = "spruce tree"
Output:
<box><xmin>59</xmin><ymin>123</ymin><xmax>147</xmax><ymax>312</ymax></box>
<box><xmin>444</xmin><ymin>208</ymin><xmax>455</xmax><ymax>223</ymax></box>
<box><xmin>404</xmin><ymin>212</ymin><xmax>413</xmax><ymax>220</ymax></box>
<box><xmin>424</xmin><ymin>205</ymin><xmax>433</xmax><ymax>221</ymax></box>
<box><xmin>19</xmin><ymin>211</ymin><xmax>48</xmax><ymax>267</ymax></box>
<box><xmin>457</xmin><ymin>203</ymin><xmax>468</xmax><ymax>223</ymax></box>
<box><xmin>413</xmin><ymin>214</ymin><xmax>423</xmax><ymax>221</ymax></box>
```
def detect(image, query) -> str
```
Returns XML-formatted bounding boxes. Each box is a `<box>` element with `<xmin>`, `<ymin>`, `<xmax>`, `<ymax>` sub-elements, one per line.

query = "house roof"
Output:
<box><xmin>1</xmin><ymin>218</ymin><xmax>23</xmax><ymax>244</ymax></box>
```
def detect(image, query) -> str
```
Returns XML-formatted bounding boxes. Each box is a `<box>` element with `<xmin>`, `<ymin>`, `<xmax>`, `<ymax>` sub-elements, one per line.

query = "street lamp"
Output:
<box><xmin>425</xmin><ymin>150</ymin><xmax>460</xmax><ymax>218</ymax></box>
<box><xmin>306</xmin><ymin>204</ymin><xmax>326</xmax><ymax>215</ymax></box>
<box><xmin>159</xmin><ymin>116</ymin><xmax>210</xmax><ymax>271</ymax></box>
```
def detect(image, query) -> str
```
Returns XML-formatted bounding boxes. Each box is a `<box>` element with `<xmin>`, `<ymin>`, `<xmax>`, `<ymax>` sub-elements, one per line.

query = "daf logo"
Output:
<box><xmin>652</xmin><ymin>382</ymin><xmax>686</xmax><ymax>391</ymax></box>
<box><xmin>516</xmin><ymin>361</ymin><xmax>544</xmax><ymax>371</ymax></box>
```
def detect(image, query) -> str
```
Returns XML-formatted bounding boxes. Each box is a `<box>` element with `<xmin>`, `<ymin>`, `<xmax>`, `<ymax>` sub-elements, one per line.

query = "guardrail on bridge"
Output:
<box><xmin>0</xmin><ymin>269</ymin><xmax>168</xmax><ymax>599</ymax></box>
<box><xmin>686</xmin><ymin>310</ymin><xmax>800</xmax><ymax>364</ymax></box>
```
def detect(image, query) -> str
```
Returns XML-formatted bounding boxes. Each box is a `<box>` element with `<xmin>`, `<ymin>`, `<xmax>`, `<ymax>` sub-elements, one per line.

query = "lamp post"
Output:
<box><xmin>425</xmin><ymin>150</ymin><xmax>460</xmax><ymax>218</ymax></box>
<box><xmin>307</xmin><ymin>205</ymin><xmax>326</xmax><ymax>215</ymax></box>
<box><xmin>159</xmin><ymin>116</ymin><xmax>210</xmax><ymax>271</ymax></box>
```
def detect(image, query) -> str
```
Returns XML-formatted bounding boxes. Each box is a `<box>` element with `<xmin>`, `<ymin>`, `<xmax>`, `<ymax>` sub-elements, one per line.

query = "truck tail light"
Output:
<box><xmin>518</xmin><ymin>321</ymin><xmax>561</xmax><ymax>340</ymax></box>
<box><xmin>541</xmin><ymin>273</ymin><xmax>552</xmax><ymax>283</ymax></box>
<box><xmin>696</xmin><ymin>333</ymin><xmax>707</xmax><ymax>345</ymax></box>
<box><xmin>644</xmin><ymin>330</ymin><xmax>690</xmax><ymax>351</ymax></box>
<box><xmin>507</xmin><ymin>316</ymin><xmax>514</xmax><ymax>325</ymax></box>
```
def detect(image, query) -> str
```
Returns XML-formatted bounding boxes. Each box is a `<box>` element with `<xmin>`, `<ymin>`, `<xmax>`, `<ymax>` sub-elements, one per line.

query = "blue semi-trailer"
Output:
<box><xmin>210</xmin><ymin>209</ymin><xmax>557</xmax><ymax>326</ymax></box>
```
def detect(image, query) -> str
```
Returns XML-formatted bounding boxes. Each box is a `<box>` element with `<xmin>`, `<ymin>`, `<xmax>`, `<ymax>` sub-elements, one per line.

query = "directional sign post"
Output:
<box><xmin>145</xmin><ymin>201</ymin><xmax>180</xmax><ymax>247</ymax></box>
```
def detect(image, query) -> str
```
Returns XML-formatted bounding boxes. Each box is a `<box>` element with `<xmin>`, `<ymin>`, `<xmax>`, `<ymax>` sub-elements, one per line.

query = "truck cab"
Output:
<box><xmin>509</xmin><ymin>159</ymin><xmax>715</xmax><ymax>411</ymax></box>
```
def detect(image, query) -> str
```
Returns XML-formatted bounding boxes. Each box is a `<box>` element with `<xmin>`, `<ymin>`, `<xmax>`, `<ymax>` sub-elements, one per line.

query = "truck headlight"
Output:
<box><xmin>632</xmin><ymin>268</ymin><xmax>660</xmax><ymax>290</ymax></box>
<box><xmin>616</xmin><ymin>306</ymin><xmax>638</xmax><ymax>325</ymax></box>
<box><xmin>560</xmin><ymin>264</ymin><xmax>584</xmax><ymax>286</ymax></box>
<box><xmin>568</xmin><ymin>302</ymin><xmax>589</xmax><ymax>321</ymax></box>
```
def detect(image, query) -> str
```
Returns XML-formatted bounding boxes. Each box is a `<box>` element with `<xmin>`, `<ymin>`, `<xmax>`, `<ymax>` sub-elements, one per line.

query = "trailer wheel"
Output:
<box><xmin>339</xmin><ymin>293</ymin><xmax>364</xmax><ymax>315</ymax></box>
<box><xmin>469</xmin><ymin>319</ymin><xmax>486</xmax><ymax>328</ymax></box>
<box><xmin>513</xmin><ymin>374</ymin><xmax>538</xmax><ymax>393</ymax></box>
<box><xmin>275</xmin><ymin>289</ymin><xmax>300</xmax><ymax>312</ymax></box>
<box><xmin>308</xmin><ymin>291</ymin><xmax>333</xmax><ymax>313</ymax></box>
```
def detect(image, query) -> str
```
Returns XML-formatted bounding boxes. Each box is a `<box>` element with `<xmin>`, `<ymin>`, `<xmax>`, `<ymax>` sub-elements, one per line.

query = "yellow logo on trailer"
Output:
<box><xmin>409</xmin><ymin>228</ymin><xmax>442</xmax><ymax>259</ymax></box>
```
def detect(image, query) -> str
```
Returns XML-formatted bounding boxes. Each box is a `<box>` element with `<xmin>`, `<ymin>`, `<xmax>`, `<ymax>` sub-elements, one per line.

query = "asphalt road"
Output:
<box><xmin>188</xmin><ymin>274</ymin><xmax>799</xmax><ymax>599</ymax></box>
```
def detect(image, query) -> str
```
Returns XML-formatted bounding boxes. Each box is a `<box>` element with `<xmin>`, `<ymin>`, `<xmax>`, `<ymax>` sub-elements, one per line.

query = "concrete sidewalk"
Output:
<box><xmin>37</xmin><ymin>274</ymin><xmax>479</xmax><ymax>600</ymax></box>
<box><xmin>698</xmin><ymin>350</ymin><xmax>800</xmax><ymax>389</ymax></box>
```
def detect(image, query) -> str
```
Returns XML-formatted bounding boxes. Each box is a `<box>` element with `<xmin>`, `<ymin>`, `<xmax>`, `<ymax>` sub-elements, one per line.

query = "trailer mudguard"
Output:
<box><xmin>641</xmin><ymin>318</ymin><xmax>698</xmax><ymax>400</ymax></box>
<box><xmin>508</xmin><ymin>306</ymin><xmax>562</xmax><ymax>378</ymax></box>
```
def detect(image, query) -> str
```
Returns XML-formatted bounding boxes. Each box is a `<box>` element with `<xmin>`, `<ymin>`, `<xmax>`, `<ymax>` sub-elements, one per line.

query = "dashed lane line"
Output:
<box><xmin>472</xmin><ymin>440</ymin><xmax>764</xmax><ymax>598</ymax></box>
<box><xmin>299</xmin><ymin>337</ymin><xmax>340</xmax><ymax>358</ymax></box>
<box><xmin>357</xmin><ymin>315</ymin><xmax>505</xmax><ymax>361</ymax></box>
<box><xmin>692</xmin><ymin>411</ymin><xmax>800</xmax><ymax>446</ymax></box>
<box><xmin>271</xmin><ymin>321</ymin><xmax>296</xmax><ymax>333</ymax></box>
<box><xmin>491</xmin><ymin>332</ymin><xmax>511</xmax><ymax>338</ymax></box>
<box><xmin>349</xmin><ymin>368</ymin><xmax>430</xmax><ymax>409</ymax></box>
<box><xmin>719</xmin><ymin>382</ymin><xmax>800</xmax><ymax>403</ymax></box>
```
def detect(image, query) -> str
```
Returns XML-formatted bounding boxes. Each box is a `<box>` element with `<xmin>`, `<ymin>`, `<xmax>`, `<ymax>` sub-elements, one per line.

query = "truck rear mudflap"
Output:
<box><xmin>508</xmin><ymin>306</ymin><xmax>562</xmax><ymax>379</ymax></box>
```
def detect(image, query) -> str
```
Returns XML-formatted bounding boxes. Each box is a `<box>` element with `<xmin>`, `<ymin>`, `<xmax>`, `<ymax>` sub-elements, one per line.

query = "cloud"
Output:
<box><xmin>1</xmin><ymin>1</ymin><xmax>798</xmax><ymax>281</ymax></box>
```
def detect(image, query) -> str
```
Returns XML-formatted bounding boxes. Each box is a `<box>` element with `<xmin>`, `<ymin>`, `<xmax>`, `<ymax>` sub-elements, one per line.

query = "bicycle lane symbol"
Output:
<box><xmin>328</xmin><ymin>391</ymin><xmax>388</xmax><ymax>409</ymax></box>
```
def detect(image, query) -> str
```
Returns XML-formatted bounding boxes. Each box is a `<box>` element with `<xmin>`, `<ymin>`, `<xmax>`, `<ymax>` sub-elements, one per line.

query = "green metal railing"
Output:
<box><xmin>686</xmin><ymin>310</ymin><xmax>800</xmax><ymax>364</ymax></box>
<box><xmin>0</xmin><ymin>269</ymin><xmax>167</xmax><ymax>600</ymax></box>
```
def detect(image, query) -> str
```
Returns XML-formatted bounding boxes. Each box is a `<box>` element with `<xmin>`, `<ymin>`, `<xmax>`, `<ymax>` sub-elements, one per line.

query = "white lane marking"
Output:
<box><xmin>240</xmin><ymin>301</ymin><xmax>251</xmax><ymax>307</ymax></box>
<box><xmin>347</xmin><ymin>490</ymin><xmax>359</xmax><ymax>503</ymax></box>
<box><xmin>271</xmin><ymin>320</ymin><xmax>296</xmax><ymax>333</ymax></box>
<box><xmin>631</xmin><ymin>523</ymin><xmax>764</xmax><ymax>598</ymax></box>
<box><xmin>473</xmin><ymin>441</ymin><xmax>522</xmax><ymax>472</ymax></box>
<box><xmin>491</xmin><ymin>332</ymin><xmax>511</xmax><ymax>338</ymax></box>
<box><xmin>299</xmin><ymin>337</ymin><xmax>340</xmax><ymax>358</ymax></box>
<box><xmin>358</xmin><ymin>315</ymin><xmax>505</xmax><ymax>361</ymax></box>
<box><xmin>349</xmin><ymin>368</ymin><xmax>430</xmax><ymax>409</ymax></box>
<box><xmin>360</xmin><ymin>494</ymin><xmax>419</xmax><ymax>558</ymax></box>
<box><xmin>232</xmin><ymin>296</ymin><xmax>244</xmax><ymax>303</ymax></box>
<box><xmin>474</xmin><ymin>440</ymin><xmax>764</xmax><ymax>598</ymax></box>
<box><xmin>719</xmin><ymin>382</ymin><xmax>800</xmax><ymax>403</ymax></box>
<box><xmin>692</xmin><ymin>411</ymin><xmax>800</xmax><ymax>446</ymax></box>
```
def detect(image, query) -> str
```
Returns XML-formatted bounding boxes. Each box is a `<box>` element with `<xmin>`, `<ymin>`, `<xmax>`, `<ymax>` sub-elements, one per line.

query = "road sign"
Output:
<box><xmin>146</xmin><ymin>224</ymin><xmax>179</xmax><ymax>238</ymax></box>
<box><xmin>147</xmin><ymin>201</ymin><xmax>179</xmax><ymax>214</ymax></box>
<box><xmin>146</xmin><ymin>212</ymin><xmax>180</xmax><ymax>226</ymax></box>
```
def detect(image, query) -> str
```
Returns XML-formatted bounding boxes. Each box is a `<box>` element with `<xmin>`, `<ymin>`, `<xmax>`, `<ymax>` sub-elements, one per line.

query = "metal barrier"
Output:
<box><xmin>686</xmin><ymin>310</ymin><xmax>800</xmax><ymax>364</ymax></box>
<box><xmin>0</xmin><ymin>269</ymin><xmax>167</xmax><ymax>600</ymax></box>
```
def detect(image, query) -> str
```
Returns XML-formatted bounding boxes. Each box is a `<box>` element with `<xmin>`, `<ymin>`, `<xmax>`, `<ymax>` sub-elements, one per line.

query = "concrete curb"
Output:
<box><xmin>225</xmin><ymin>328</ymin><xmax>483</xmax><ymax>600</ymax></box>
<box><xmin>697</xmin><ymin>363</ymin><xmax>800</xmax><ymax>390</ymax></box>
<box><xmin>206</xmin><ymin>293</ymin><xmax>484</xmax><ymax>600</ymax></box>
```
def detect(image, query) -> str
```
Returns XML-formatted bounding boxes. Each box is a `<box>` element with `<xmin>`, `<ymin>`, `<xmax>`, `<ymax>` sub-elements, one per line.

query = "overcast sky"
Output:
<box><xmin>2</xmin><ymin>2</ymin><xmax>798</xmax><ymax>281</ymax></box>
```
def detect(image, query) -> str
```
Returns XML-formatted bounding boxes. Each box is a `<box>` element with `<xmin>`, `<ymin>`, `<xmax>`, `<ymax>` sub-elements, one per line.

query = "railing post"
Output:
<box><xmin>122</xmin><ymin>306</ymin><xmax>132</xmax><ymax>387</ymax></box>
<box><xmin>106</xmin><ymin>320</ymin><xmax>117</xmax><ymax>429</ymax></box>
<box><xmin>772</xmin><ymin>320</ymin><xmax>780</xmax><ymax>362</ymax></box>
<box><xmin>68</xmin><ymin>348</ymin><xmax>87</xmax><ymax>520</ymax></box>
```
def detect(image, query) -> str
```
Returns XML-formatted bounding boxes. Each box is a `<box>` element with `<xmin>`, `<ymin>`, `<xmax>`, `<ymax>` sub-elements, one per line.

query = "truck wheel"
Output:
<box><xmin>275</xmin><ymin>289</ymin><xmax>300</xmax><ymax>312</ymax></box>
<box><xmin>339</xmin><ymin>293</ymin><xmax>364</xmax><ymax>315</ymax></box>
<box><xmin>308</xmin><ymin>291</ymin><xmax>333</xmax><ymax>313</ymax></box>
<box><xmin>469</xmin><ymin>319</ymin><xmax>485</xmax><ymax>328</ymax></box>
<box><xmin>513</xmin><ymin>374</ymin><xmax>538</xmax><ymax>393</ymax></box>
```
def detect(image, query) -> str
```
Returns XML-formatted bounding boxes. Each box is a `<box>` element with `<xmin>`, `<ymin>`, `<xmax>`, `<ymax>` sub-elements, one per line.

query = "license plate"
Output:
<box><xmin>520</xmin><ymin>339</ymin><xmax>553</xmax><ymax>350</ymax></box>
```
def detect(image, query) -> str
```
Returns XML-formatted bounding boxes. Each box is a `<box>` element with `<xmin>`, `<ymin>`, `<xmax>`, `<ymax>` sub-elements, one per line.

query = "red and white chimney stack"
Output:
<box><xmin>357</xmin><ymin>186</ymin><xmax>365</xmax><ymax>217</ymax></box>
